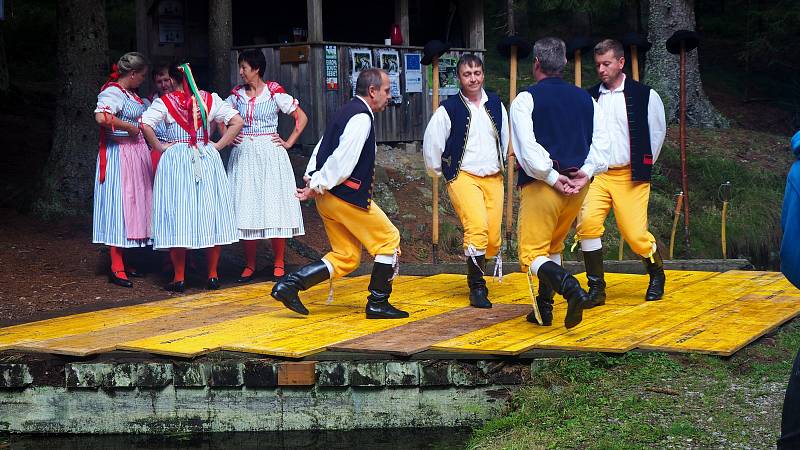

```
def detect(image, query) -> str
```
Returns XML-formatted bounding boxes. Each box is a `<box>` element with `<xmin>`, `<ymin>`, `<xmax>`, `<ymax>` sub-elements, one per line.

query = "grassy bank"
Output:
<box><xmin>468</xmin><ymin>320</ymin><xmax>800</xmax><ymax>449</ymax></box>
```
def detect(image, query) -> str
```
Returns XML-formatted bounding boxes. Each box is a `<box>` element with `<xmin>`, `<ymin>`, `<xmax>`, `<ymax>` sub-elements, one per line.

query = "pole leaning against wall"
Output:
<box><xmin>497</xmin><ymin>35</ymin><xmax>532</xmax><ymax>262</ymax></box>
<box><xmin>422</xmin><ymin>40</ymin><xmax>452</xmax><ymax>264</ymax></box>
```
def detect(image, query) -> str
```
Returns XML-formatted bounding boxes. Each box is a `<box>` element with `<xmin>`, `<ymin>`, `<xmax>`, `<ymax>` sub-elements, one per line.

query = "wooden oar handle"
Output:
<box><xmin>432</xmin><ymin>176</ymin><xmax>439</xmax><ymax>244</ymax></box>
<box><xmin>630</xmin><ymin>45</ymin><xmax>640</xmax><ymax>81</ymax></box>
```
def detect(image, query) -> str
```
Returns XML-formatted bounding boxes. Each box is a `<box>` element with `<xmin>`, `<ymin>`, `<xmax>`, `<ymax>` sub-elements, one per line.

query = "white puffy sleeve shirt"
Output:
<box><xmin>422</xmin><ymin>90</ymin><xmax>509</xmax><ymax>178</ymax></box>
<box><xmin>510</xmin><ymin>91</ymin><xmax>610</xmax><ymax>186</ymax></box>
<box><xmin>94</xmin><ymin>87</ymin><xmax>126</xmax><ymax>115</ymax></box>
<box><xmin>141</xmin><ymin>92</ymin><xmax>239</xmax><ymax>129</ymax></box>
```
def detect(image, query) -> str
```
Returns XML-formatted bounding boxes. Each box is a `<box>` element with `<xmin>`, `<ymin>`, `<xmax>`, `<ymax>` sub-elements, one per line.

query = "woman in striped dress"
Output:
<box><xmin>141</xmin><ymin>64</ymin><xmax>244</xmax><ymax>292</ymax></box>
<box><xmin>226</xmin><ymin>49</ymin><xmax>308</xmax><ymax>281</ymax></box>
<box><xmin>92</xmin><ymin>52</ymin><xmax>153</xmax><ymax>288</ymax></box>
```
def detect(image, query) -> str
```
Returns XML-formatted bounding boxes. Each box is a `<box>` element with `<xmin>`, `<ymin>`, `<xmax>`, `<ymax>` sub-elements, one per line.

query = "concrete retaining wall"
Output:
<box><xmin>0</xmin><ymin>358</ymin><xmax>530</xmax><ymax>433</ymax></box>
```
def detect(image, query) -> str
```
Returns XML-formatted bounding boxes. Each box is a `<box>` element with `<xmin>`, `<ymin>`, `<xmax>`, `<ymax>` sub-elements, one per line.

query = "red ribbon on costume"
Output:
<box><xmin>96</xmin><ymin>82</ymin><xmax>144</xmax><ymax>183</ymax></box>
<box><xmin>161</xmin><ymin>90</ymin><xmax>213</xmax><ymax>147</ymax></box>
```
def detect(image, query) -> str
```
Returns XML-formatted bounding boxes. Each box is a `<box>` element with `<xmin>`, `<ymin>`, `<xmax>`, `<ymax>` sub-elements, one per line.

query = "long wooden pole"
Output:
<box><xmin>669</xmin><ymin>192</ymin><xmax>684</xmax><ymax>259</ymax></box>
<box><xmin>431</xmin><ymin>56</ymin><xmax>440</xmax><ymax>263</ymax></box>
<box><xmin>574</xmin><ymin>49</ymin><xmax>582</xmax><ymax>87</ymax></box>
<box><xmin>505</xmin><ymin>46</ymin><xmax>518</xmax><ymax>260</ymax></box>
<box><xmin>631</xmin><ymin>45</ymin><xmax>640</xmax><ymax>81</ymax></box>
<box><xmin>618</xmin><ymin>43</ymin><xmax>641</xmax><ymax>259</ymax></box>
<box><xmin>679</xmin><ymin>41</ymin><xmax>690</xmax><ymax>246</ymax></box>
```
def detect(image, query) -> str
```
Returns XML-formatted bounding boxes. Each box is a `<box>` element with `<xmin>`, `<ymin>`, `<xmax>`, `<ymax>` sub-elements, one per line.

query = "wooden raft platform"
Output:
<box><xmin>1</xmin><ymin>270</ymin><xmax>798</xmax><ymax>359</ymax></box>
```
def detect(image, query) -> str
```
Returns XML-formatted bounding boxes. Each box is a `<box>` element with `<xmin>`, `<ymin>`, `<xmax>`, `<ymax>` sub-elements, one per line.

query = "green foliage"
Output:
<box><xmin>470</xmin><ymin>320</ymin><xmax>800</xmax><ymax>448</ymax></box>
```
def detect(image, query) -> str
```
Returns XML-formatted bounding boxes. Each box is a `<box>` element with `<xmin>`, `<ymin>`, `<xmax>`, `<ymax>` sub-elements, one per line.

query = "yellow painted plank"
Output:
<box><xmin>430</xmin><ymin>304</ymin><xmax>633</xmax><ymax>355</ymax></box>
<box><xmin>117</xmin><ymin>303</ymin><xmax>361</xmax><ymax>358</ymax></box>
<box><xmin>224</xmin><ymin>304</ymin><xmax>455</xmax><ymax>358</ymax></box>
<box><xmin>0</xmin><ymin>304</ymin><xmax>187</xmax><ymax>349</ymax></box>
<box><xmin>305</xmin><ymin>275</ymin><xmax>423</xmax><ymax>307</ymax></box>
<box><xmin>13</xmin><ymin>303</ymin><xmax>279</xmax><ymax>356</ymax></box>
<box><xmin>533</xmin><ymin>271</ymin><xmax>786</xmax><ymax>353</ymax></box>
<box><xmin>640</xmin><ymin>289</ymin><xmax>800</xmax><ymax>356</ymax></box>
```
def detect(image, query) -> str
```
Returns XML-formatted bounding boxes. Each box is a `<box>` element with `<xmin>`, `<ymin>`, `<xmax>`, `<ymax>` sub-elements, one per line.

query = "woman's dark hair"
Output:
<box><xmin>168</xmin><ymin>65</ymin><xmax>185</xmax><ymax>84</ymax></box>
<box><xmin>237</xmin><ymin>49</ymin><xmax>267</xmax><ymax>78</ymax></box>
<box><xmin>151</xmin><ymin>63</ymin><xmax>172</xmax><ymax>80</ymax></box>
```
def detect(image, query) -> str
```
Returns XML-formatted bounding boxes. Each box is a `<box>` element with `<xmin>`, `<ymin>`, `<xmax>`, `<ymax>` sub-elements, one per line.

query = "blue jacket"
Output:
<box><xmin>780</xmin><ymin>130</ymin><xmax>800</xmax><ymax>288</ymax></box>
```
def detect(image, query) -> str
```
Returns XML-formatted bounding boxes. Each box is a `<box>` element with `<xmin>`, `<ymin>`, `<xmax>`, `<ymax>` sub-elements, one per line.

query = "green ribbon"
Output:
<box><xmin>179</xmin><ymin>63</ymin><xmax>209</xmax><ymax>131</ymax></box>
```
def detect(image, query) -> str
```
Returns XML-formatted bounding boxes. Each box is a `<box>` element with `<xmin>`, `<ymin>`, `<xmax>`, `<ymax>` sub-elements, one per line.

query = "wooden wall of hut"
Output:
<box><xmin>230</xmin><ymin>43</ymin><xmax>483</xmax><ymax>149</ymax></box>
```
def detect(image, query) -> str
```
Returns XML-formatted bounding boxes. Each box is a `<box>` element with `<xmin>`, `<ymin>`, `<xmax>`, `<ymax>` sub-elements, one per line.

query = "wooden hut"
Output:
<box><xmin>136</xmin><ymin>0</ymin><xmax>486</xmax><ymax>150</ymax></box>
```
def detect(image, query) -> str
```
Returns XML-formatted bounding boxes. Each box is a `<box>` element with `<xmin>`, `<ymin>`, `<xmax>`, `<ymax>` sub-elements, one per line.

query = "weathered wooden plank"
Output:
<box><xmin>329</xmin><ymin>304</ymin><xmax>530</xmax><ymax>356</ymax></box>
<box><xmin>533</xmin><ymin>271</ymin><xmax>787</xmax><ymax>353</ymax></box>
<box><xmin>13</xmin><ymin>303</ymin><xmax>279</xmax><ymax>357</ymax></box>
<box><xmin>431</xmin><ymin>305</ymin><xmax>633</xmax><ymax>355</ymax></box>
<box><xmin>223</xmin><ymin>304</ymin><xmax>453</xmax><ymax>358</ymax></box>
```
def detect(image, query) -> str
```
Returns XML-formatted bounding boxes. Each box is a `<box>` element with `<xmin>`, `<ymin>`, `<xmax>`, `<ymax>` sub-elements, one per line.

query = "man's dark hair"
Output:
<box><xmin>594</xmin><ymin>39</ymin><xmax>624</xmax><ymax>59</ymax></box>
<box><xmin>355</xmin><ymin>68</ymin><xmax>386</xmax><ymax>96</ymax></box>
<box><xmin>151</xmin><ymin>64</ymin><xmax>172</xmax><ymax>81</ymax></box>
<box><xmin>237</xmin><ymin>49</ymin><xmax>267</xmax><ymax>78</ymax></box>
<box><xmin>456</xmin><ymin>54</ymin><xmax>483</xmax><ymax>74</ymax></box>
<box><xmin>168</xmin><ymin>65</ymin><xmax>184</xmax><ymax>84</ymax></box>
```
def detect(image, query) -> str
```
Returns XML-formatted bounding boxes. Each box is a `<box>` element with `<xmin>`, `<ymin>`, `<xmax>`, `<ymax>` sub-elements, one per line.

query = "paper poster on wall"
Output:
<box><xmin>325</xmin><ymin>45</ymin><xmax>338</xmax><ymax>90</ymax></box>
<box><xmin>377</xmin><ymin>49</ymin><xmax>402</xmax><ymax>104</ymax></box>
<box><xmin>349</xmin><ymin>48</ymin><xmax>373</xmax><ymax>96</ymax></box>
<box><xmin>427</xmin><ymin>54</ymin><xmax>459</xmax><ymax>96</ymax></box>
<box><xmin>404</xmin><ymin>53</ymin><xmax>422</xmax><ymax>93</ymax></box>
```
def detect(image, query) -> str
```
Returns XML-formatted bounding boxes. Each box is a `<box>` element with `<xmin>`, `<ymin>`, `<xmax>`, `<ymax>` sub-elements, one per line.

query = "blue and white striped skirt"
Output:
<box><xmin>92</xmin><ymin>140</ymin><xmax>152</xmax><ymax>248</ymax></box>
<box><xmin>151</xmin><ymin>143</ymin><xmax>237</xmax><ymax>250</ymax></box>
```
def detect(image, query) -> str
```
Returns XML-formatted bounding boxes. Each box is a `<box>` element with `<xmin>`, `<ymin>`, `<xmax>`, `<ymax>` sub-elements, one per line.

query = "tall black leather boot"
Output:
<box><xmin>537</xmin><ymin>261</ymin><xmax>589</xmax><ymax>329</ymax></box>
<box><xmin>270</xmin><ymin>260</ymin><xmax>330</xmax><ymax>315</ymax></box>
<box><xmin>365</xmin><ymin>262</ymin><xmax>409</xmax><ymax>319</ymax></box>
<box><xmin>526</xmin><ymin>280</ymin><xmax>554</xmax><ymax>326</ymax></box>
<box><xmin>643</xmin><ymin>247</ymin><xmax>665</xmax><ymax>301</ymax></box>
<box><xmin>582</xmin><ymin>249</ymin><xmax>606</xmax><ymax>308</ymax></box>
<box><xmin>467</xmin><ymin>255</ymin><xmax>492</xmax><ymax>308</ymax></box>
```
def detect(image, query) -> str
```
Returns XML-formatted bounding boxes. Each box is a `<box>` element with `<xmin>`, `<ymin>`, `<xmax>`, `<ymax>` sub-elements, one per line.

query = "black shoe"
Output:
<box><xmin>467</xmin><ymin>255</ymin><xmax>492</xmax><ymax>308</ymax></box>
<box><xmin>365</xmin><ymin>262</ymin><xmax>409</xmax><ymax>319</ymax></box>
<box><xmin>165</xmin><ymin>280</ymin><xmax>185</xmax><ymax>293</ymax></box>
<box><xmin>207</xmin><ymin>277</ymin><xmax>221</xmax><ymax>290</ymax></box>
<box><xmin>127</xmin><ymin>268</ymin><xmax>145</xmax><ymax>278</ymax></box>
<box><xmin>527</xmin><ymin>281</ymin><xmax>554</xmax><ymax>326</ymax></box>
<box><xmin>537</xmin><ymin>261</ymin><xmax>589</xmax><ymax>329</ymax></box>
<box><xmin>109</xmin><ymin>271</ymin><xmax>133</xmax><ymax>288</ymax></box>
<box><xmin>582</xmin><ymin>249</ymin><xmax>606</xmax><ymax>308</ymax></box>
<box><xmin>237</xmin><ymin>266</ymin><xmax>255</xmax><ymax>283</ymax></box>
<box><xmin>643</xmin><ymin>248</ymin><xmax>665</xmax><ymax>301</ymax></box>
<box><xmin>271</xmin><ymin>260</ymin><xmax>330</xmax><ymax>315</ymax></box>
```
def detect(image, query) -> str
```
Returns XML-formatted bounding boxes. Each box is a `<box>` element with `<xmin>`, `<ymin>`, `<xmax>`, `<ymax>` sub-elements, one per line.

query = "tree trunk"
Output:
<box><xmin>208</xmin><ymin>0</ymin><xmax>232</xmax><ymax>94</ymax></box>
<box><xmin>644</xmin><ymin>0</ymin><xmax>729</xmax><ymax>127</ymax></box>
<box><xmin>35</xmin><ymin>0</ymin><xmax>109</xmax><ymax>216</ymax></box>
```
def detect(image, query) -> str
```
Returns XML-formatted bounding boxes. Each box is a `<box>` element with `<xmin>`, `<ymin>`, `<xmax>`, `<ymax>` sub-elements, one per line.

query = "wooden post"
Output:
<box><xmin>208</xmin><ymin>0</ymin><xmax>232</xmax><ymax>94</ymax></box>
<box><xmin>431</xmin><ymin>57</ymin><xmax>440</xmax><ymax>263</ymax></box>
<box><xmin>394</xmin><ymin>0</ymin><xmax>410</xmax><ymax>45</ymax></box>
<box><xmin>630</xmin><ymin>45</ymin><xmax>640</xmax><ymax>81</ymax></box>
<box><xmin>574</xmin><ymin>49</ymin><xmax>582</xmax><ymax>87</ymax></box>
<box><xmin>505</xmin><ymin>45</ymin><xmax>518</xmax><ymax>257</ymax></box>
<box><xmin>679</xmin><ymin>41</ymin><xmax>690</xmax><ymax>245</ymax></box>
<box><xmin>306</xmin><ymin>0</ymin><xmax>323</xmax><ymax>43</ymax></box>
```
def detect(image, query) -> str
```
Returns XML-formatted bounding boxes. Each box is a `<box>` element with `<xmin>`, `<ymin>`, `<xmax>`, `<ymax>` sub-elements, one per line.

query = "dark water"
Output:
<box><xmin>1</xmin><ymin>428</ymin><xmax>472</xmax><ymax>449</ymax></box>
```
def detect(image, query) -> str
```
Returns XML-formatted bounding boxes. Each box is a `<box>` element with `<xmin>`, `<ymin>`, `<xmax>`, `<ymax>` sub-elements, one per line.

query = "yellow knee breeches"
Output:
<box><xmin>517</xmin><ymin>181</ymin><xmax>588</xmax><ymax>272</ymax></box>
<box><xmin>576</xmin><ymin>166</ymin><xmax>656</xmax><ymax>257</ymax></box>
<box><xmin>315</xmin><ymin>193</ymin><xmax>400</xmax><ymax>279</ymax></box>
<box><xmin>446</xmin><ymin>172</ymin><xmax>504</xmax><ymax>257</ymax></box>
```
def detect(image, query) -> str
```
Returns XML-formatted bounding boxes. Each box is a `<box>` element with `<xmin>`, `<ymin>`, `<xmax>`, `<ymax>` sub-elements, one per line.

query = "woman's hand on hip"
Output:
<box><xmin>272</xmin><ymin>135</ymin><xmax>292</xmax><ymax>149</ymax></box>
